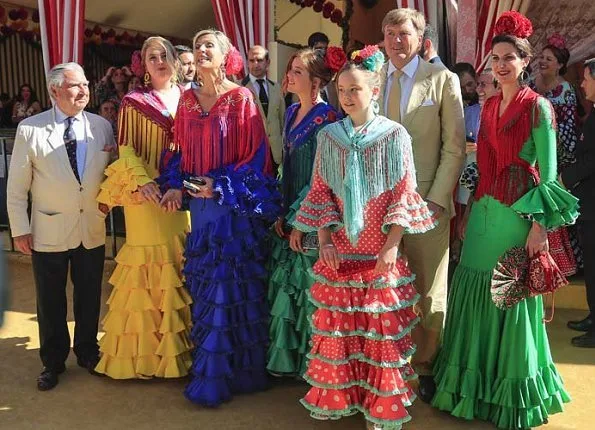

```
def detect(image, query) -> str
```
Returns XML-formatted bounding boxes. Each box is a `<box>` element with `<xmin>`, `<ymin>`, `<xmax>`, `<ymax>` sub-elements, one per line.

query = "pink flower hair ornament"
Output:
<box><xmin>130</xmin><ymin>50</ymin><xmax>145</xmax><ymax>78</ymax></box>
<box><xmin>547</xmin><ymin>32</ymin><xmax>566</xmax><ymax>50</ymax></box>
<box><xmin>225</xmin><ymin>46</ymin><xmax>244</xmax><ymax>76</ymax></box>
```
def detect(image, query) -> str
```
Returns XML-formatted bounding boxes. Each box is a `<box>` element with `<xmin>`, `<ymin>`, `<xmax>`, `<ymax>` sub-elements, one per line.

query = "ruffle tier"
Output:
<box><xmin>301</xmin><ymin>259</ymin><xmax>419</xmax><ymax>429</ymax></box>
<box><xmin>95</xmin><ymin>235</ymin><xmax>193</xmax><ymax>379</ymax></box>
<box><xmin>432</xmin><ymin>264</ymin><xmax>570</xmax><ymax>429</ymax></box>
<box><xmin>511</xmin><ymin>180</ymin><xmax>579</xmax><ymax>230</ymax></box>
<box><xmin>184</xmin><ymin>213</ymin><xmax>270</xmax><ymax>407</ymax></box>
<box><xmin>266</xmin><ymin>233</ymin><xmax>317</xmax><ymax>376</ymax></box>
<box><xmin>97</xmin><ymin>146</ymin><xmax>153</xmax><ymax>207</ymax></box>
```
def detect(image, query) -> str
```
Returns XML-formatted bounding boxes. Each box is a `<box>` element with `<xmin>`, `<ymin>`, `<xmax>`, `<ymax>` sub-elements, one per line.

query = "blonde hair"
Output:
<box><xmin>382</xmin><ymin>8</ymin><xmax>426</xmax><ymax>36</ymax></box>
<box><xmin>141</xmin><ymin>36</ymin><xmax>179</xmax><ymax>83</ymax></box>
<box><xmin>193</xmin><ymin>29</ymin><xmax>232</xmax><ymax>58</ymax></box>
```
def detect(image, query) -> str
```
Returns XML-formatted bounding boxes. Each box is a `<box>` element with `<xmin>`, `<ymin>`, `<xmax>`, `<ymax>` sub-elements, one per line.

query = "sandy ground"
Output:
<box><xmin>1</xmin><ymin>253</ymin><xmax>593</xmax><ymax>430</ymax></box>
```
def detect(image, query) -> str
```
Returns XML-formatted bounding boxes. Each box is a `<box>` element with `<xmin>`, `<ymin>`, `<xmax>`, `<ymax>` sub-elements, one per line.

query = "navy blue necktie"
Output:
<box><xmin>256</xmin><ymin>79</ymin><xmax>269</xmax><ymax>116</ymax></box>
<box><xmin>64</xmin><ymin>117</ymin><xmax>80</xmax><ymax>182</ymax></box>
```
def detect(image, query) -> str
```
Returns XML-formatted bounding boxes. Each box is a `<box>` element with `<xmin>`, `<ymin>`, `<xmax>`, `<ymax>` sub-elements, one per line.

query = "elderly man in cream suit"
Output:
<box><xmin>379</xmin><ymin>8</ymin><xmax>465</xmax><ymax>402</ymax></box>
<box><xmin>242</xmin><ymin>45</ymin><xmax>285</xmax><ymax>167</ymax></box>
<box><xmin>7</xmin><ymin>62</ymin><xmax>113</xmax><ymax>391</ymax></box>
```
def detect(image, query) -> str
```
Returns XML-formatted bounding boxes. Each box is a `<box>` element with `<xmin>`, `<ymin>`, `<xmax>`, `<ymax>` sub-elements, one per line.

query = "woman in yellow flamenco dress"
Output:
<box><xmin>94</xmin><ymin>36</ymin><xmax>193</xmax><ymax>379</ymax></box>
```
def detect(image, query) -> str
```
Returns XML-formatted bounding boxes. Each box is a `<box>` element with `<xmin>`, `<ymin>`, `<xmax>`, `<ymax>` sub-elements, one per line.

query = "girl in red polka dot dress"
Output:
<box><xmin>293</xmin><ymin>45</ymin><xmax>436</xmax><ymax>430</ymax></box>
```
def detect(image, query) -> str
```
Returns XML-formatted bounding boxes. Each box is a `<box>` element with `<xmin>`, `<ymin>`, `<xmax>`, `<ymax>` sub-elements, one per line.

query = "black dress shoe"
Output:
<box><xmin>37</xmin><ymin>367</ymin><xmax>63</xmax><ymax>391</ymax></box>
<box><xmin>418</xmin><ymin>375</ymin><xmax>436</xmax><ymax>404</ymax></box>
<box><xmin>571</xmin><ymin>332</ymin><xmax>595</xmax><ymax>348</ymax></box>
<box><xmin>77</xmin><ymin>356</ymin><xmax>103</xmax><ymax>376</ymax></box>
<box><xmin>567</xmin><ymin>315</ymin><xmax>592</xmax><ymax>332</ymax></box>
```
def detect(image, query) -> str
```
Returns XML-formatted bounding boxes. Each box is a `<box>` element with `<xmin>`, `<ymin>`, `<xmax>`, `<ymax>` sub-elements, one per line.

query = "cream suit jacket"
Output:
<box><xmin>244</xmin><ymin>78</ymin><xmax>285</xmax><ymax>165</ymax></box>
<box><xmin>379</xmin><ymin>59</ymin><xmax>465</xmax><ymax>214</ymax></box>
<box><xmin>7</xmin><ymin>109</ymin><xmax>113</xmax><ymax>252</ymax></box>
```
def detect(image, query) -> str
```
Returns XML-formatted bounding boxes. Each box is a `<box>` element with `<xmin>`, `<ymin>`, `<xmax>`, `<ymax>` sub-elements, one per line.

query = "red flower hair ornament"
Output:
<box><xmin>494</xmin><ymin>11</ymin><xmax>533</xmax><ymax>39</ymax></box>
<box><xmin>547</xmin><ymin>32</ymin><xmax>566</xmax><ymax>50</ymax></box>
<box><xmin>324</xmin><ymin>46</ymin><xmax>347</xmax><ymax>74</ymax></box>
<box><xmin>225</xmin><ymin>46</ymin><xmax>244</xmax><ymax>76</ymax></box>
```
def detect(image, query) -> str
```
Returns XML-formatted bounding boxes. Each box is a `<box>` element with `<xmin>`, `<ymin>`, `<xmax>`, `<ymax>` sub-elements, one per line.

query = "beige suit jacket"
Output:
<box><xmin>379</xmin><ymin>59</ymin><xmax>465</xmax><ymax>214</ymax></box>
<box><xmin>7</xmin><ymin>109</ymin><xmax>113</xmax><ymax>252</ymax></box>
<box><xmin>244</xmin><ymin>78</ymin><xmax>285</xmax><ymax>165</ymax></box>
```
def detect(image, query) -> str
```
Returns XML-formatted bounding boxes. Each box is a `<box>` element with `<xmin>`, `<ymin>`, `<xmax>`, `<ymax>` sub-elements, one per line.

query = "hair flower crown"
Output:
<box><xmin>547</xmin><ymin>32</ymin><xmax>566</xmax><ymax>50</ymax></box>
<box><xmin>350</xmin><ymin>45</ymin><xmax>384</xmax><ymax>73</ymax></box>
<box><xmin>494</xmin><ymin>11</ymin><xmax>533</xmax><ymax>39</ymax></box>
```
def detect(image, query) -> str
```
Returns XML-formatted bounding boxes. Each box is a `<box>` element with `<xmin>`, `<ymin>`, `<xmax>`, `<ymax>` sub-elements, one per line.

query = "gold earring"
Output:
<box><xmin>144</xmin><ymin>72</ymin><xmax>151</xmax><ymax>86</ymax></box>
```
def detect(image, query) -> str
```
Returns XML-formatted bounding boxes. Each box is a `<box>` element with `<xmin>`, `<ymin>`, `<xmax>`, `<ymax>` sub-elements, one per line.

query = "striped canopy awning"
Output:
<box><xmin>38</xmin><ymin>0</ymin><xmax>86</xmax><ymax>74</ymax></box>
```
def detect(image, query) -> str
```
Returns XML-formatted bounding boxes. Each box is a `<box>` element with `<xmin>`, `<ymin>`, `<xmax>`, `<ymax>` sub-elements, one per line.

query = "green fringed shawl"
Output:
<box><xmin>317</xmin><ymin>116</ymin><xmax>414</xmax><ymax>246</ymax></box>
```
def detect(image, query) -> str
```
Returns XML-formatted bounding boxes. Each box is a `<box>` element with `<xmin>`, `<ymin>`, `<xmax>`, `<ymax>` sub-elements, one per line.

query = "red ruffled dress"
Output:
<box><xmin>293</xmin><ymin>116</ymin><xmax>436</xmax><ymax>428</ymax></box>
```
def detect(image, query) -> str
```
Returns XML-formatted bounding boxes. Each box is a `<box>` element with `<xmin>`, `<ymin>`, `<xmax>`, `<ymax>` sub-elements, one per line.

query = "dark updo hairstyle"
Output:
<box><xmin>284</xmin><ymin>48</ymin><xmax>332</xmax><ymax>89</ymax></box>
<box><xmin>542</xmin><ymin>44</ymin><xmax>570</xmax><ymax>75</ymax></box>
<box><xmin>491</xmin><ymin>34</ymin><xmax>533</xmax><ymax>59</ymax></box>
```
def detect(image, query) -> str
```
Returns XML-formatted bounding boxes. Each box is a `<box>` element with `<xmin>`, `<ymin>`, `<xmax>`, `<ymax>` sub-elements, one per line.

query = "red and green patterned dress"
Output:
<box><xmin>294</xmin><ymin>115</ymin><xmax>436</xmax><ymax>428</ymax></box>
<box><xmin>432</xmin><ymin>87</ymin><xmax>578</xmax><ymax>429</ymax></box>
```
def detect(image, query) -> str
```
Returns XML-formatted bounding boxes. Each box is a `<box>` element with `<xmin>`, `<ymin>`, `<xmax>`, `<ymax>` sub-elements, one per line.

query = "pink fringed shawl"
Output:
<box><xmin>175</xmin><ymin>87</ymin><xmax>272</xmax><ymax>176</ymax></box>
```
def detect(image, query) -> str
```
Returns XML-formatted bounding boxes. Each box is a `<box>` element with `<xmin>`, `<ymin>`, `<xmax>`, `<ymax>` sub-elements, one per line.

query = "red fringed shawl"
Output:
<box><xmin>175</xmin><ymin>87</ymin><xmax>272</xmax><ymax>176</ymax></box>
<box><xmin>475</xmin><ymin>87</ymin><xmax>554</xmax><ymax>205</ymax></box>
<box><xmin>117</xmin><ymin>87</ymin><xmax>180</xmax><ymax>169</ymax></box>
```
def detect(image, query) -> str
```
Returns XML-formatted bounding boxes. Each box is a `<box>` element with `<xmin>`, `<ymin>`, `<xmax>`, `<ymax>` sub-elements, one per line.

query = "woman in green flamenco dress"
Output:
<box><xmin>431</xmin><ymin>11</ymin><xmax>578</xmax><ymax>430</ymax></box>
<box><xmin>266</xmin><ymin>48</ymin><xmax>340</xmax><ymax>377</ymax></box>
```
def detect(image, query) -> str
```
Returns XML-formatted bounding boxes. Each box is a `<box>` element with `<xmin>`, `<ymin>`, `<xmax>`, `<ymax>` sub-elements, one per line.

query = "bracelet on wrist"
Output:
<box><xmin>322</xmin><ymin>243</ymin><xmax>335</xmax><ymax>248</ymax></box>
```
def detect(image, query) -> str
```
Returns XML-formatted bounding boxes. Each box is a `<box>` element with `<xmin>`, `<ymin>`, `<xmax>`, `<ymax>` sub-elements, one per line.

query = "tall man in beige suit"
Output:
<box><xmin>7</xmin><ymin>63</ymin><xmax>113</xmax><ymax>391</ymax></box>
<box><xmin>379</xmin><ymin>8</ymin><xmax>465</xmax><ymax>401</ymax></box>
<box><xmin>242</xmin><ymin>45</ymin><xmax>285</xmax><ymax>167</ymax></box>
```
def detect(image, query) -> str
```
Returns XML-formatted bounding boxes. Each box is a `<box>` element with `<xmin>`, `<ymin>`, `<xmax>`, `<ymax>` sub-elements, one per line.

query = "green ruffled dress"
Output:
<box><xmin>432</xmin><ymin>89</ymin><xmax>579</xmax><ymax>429</ymax></box>
<box><xmin>266</xmin><ymin>102</ymin><xmax>338</xmax><ymax>376</ymax></box>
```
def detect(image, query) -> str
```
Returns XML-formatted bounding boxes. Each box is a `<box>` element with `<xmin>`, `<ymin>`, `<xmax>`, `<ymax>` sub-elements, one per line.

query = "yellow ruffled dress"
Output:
<box><xmin>95</xmin><ymin>97</ymin><xmax>193</xmax><ymax>379</ymax></box>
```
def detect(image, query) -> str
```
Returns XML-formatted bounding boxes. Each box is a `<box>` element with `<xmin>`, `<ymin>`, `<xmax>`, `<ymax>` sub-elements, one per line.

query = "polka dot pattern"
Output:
<box><xmin>296</xmin><ymin>149</ymin><xmax>430</xmax><ymax>426</ymax></box>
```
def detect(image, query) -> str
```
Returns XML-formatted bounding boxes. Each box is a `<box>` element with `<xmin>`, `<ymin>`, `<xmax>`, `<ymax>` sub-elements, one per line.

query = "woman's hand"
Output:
<box><xmin>289</xmin><ymin>229</ymin><xmax>304</xmax><ymax>253</ymax></box>
<box><xmin>375</xmin><ymin>245</ymin><xmax>399</xmax><ymax>275</ymax></box>
<box><xmin>274</xmin><ymin>218</ymin><xmax>286</xmax><ymax>238</ymax></box>
<box><xmin>138</xmin><ymin>182</ymin><xmax>162</xmax><ymax>204</ymax></box>
<box><xmin>160</xmin><ymin>189</ymin><xmax>182</xmax><ymax>212</ymax></box>
<box><xmin>466</xmin><ymin>142</ymin><xmax>477</xmax><ymax>154</ymax></box>
<box><xmin>187</xmin><ymin>177</ymin><xmax>215</xmax><ymax>199</ymax></box>
<box><xmin>525</xmin><ymin>222</ymin><xmax>548</xmax><ymax>257</ymax></box>
<box><xmin>318</xmin><ymin>228</ymin><xmax>340</xmax><ymax>270</ymax></box>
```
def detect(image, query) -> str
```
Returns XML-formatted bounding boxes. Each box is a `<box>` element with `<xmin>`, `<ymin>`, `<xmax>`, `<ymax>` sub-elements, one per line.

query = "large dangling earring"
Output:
<box><xmin>215</xmin><ymin>65</ymin><xmax>225</xmax><ymax>86</ymax></box>
<box><xmin>144</xmin><ymin>72</ymin><xmax>151</xmax><ymax>87</ymax></box>
<box><xmin>372</xmin><ymin>99</ymin><xmax>380</xmax><ymax>115</ymax></box>
<box><xmin>311</xmin><ymin>86</ymin><xmax>318</xmax><ymax>104</ymax></box>
<box><xmin>518</xmin><ymin>68</ymin><xmax>529</xmax><ymax>85</ymax></box>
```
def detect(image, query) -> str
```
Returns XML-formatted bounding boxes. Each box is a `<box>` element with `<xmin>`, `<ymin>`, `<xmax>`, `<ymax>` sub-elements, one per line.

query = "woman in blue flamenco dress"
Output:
<box><xmin>267</xmin><ymin>48</ymin><xmax>340</xmax><ymax>377</ymax></box>
<box><xmin>159</xmin><ymin>29</ymin><xmax>280</xmax><ymax>406</ymax></box>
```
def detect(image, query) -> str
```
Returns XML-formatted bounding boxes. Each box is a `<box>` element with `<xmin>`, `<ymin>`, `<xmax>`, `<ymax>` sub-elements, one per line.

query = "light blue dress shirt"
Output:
<box><xmin>55</xmin><ymin>106</ymin><xmax>88</xmax><ymax>180</ymax></box>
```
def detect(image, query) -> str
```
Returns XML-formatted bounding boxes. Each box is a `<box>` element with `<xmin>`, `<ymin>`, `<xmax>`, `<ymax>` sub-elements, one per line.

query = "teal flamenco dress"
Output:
<box><xmin>431</xmin><ymin>87</ymin><xmax>579</xmax><ymax>429</ymax></box>
<box><xmin>267</xmin><ymin>102</ymin><xmax>339</xmax><ymax>377</ymax></box>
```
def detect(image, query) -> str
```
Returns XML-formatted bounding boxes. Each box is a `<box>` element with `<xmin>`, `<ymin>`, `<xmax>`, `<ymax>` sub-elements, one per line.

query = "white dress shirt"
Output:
<box><xmin>384</xmin><ymin>55</ymin><xmax>420</xmax><ymax>116</ymax></box>
<box><xmin>249</xmin><ymin>74</ymin><xmax>269</xmax><ymax>97</ymax></box>
<box><xmin>55</xmin><ymin>106</ymin><xmax>88</xmax><ymax>179</ymax></box>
